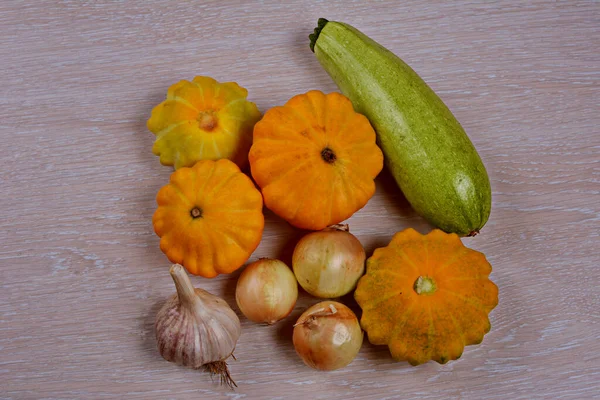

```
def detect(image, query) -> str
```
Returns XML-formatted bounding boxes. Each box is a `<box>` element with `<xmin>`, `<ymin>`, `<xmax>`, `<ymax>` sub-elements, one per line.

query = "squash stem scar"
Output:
<box><xmin>414</xmin><ymin>276</ymin><xmax>437</xmax><ymax>295</ymax></box>
<box><xmin>321</xmin><ymin>147</ymin><xmax>336</xmax><ymax>163</ymax></box>
<box><xmin>197</xmin><ymin>111</ymin><xmax>218</xmax><ymax>131</ymax></box>
<box><xmin>190</xmin><ymin>207</ymin><xmax>203</xmax><ymax>219</ymax></box>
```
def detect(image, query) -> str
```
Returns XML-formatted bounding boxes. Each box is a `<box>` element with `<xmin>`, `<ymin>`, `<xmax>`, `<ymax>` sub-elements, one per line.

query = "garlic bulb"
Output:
<box><xmin>155</xmin><ymin>264</ymin><xmax>241</xmax><ymax>387</ymax></box>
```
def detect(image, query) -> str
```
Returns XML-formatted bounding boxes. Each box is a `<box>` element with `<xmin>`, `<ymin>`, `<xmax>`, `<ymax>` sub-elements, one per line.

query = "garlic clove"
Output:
<box><xmin>155</xmin><ymin>264</ymin><xmax>241</xmax><ymax>387</ymax></box>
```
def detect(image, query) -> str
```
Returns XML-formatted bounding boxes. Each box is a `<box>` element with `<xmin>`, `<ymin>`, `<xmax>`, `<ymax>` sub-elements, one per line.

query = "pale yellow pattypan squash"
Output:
<box><xmin>147</xmin><ymin>76</ymin><xmax>261</xmax><ymax>169</ymax></box>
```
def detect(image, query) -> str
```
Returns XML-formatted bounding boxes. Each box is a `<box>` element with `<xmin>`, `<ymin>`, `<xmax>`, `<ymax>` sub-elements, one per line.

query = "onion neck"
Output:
<box><xmin>294</xmin><ymin>303</ymin><xmax>339</xmax><ymax>328</ymax></box>
<box><xmin>324</xmin><ymin>224</ymin><xmax>349</xmax><ymax>232</ymax></box>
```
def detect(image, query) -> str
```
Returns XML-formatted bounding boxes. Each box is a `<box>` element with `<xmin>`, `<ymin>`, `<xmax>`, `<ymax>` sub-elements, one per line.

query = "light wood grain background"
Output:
<box><xmin>1</xmin><ymin>1</ymin><xmax>599</xmax><ymax>399</ymax></box>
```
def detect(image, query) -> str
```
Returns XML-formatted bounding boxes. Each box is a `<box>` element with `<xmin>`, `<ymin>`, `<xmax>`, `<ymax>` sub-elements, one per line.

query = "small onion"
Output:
<box><xmin>292</xmin><ymin>224</ymin><xmax>366</xmax><ymax>298</ymax></box>
<box><xmin>235</xmin><ymin>258</ymin><xmax>298</xmax><ymax>324</ymax></box>
<box><xmin>293</xmin><ymin>301</ymin><xmax>363</xmax><ymax>371</ymax></box>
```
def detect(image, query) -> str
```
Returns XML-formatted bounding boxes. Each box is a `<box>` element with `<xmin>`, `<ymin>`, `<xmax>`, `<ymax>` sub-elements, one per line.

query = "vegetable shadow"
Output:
<box><xmin>369</xmin><ymin>167</ymin><xmax>434</xmax><ymax>240</ymax></box>
<box><xmin>222</xmin><ymin>268</ymin><xmax>243</xmax><ymax>313</ymax></box>
<box><xmin>132</xmin><ymin>88</ymin><xmax>174</xmax><ymax>257</ymax></box>
<box><xmin>376</xmin><ymin>168</ymin><xmax>415</xmax><ymax>219</ymax></box>
<box><xmin>139</xmin><ymin>298</ymin><xmax>165</xmax><ymax>359</ymax></box>
<box><xmin>273</xmin><ymin>306</ymin><xmax>306</xmax><ymax>364</ymax></box>
<box><xmin>274</xmin><ymin>227</ymin><xmax>308</xmax><ymax>268</ymax></box>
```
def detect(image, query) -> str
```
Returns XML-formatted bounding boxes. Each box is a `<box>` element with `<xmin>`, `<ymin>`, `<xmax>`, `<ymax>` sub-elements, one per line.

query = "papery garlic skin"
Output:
<box><xmin>155</xmin><ymin>264</ymin><xmax>241</xmax><ymax>369</ymax></box>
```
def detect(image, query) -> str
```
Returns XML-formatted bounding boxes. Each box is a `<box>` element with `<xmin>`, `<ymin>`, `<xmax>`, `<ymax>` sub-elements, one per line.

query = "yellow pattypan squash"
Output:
<box><xmin>152</xmin><ymin>159</ymin><xmax>264</xmax><ymax>278</ymax></box>
<box><xmin>148</xmin><ymin>76</ymin><xmax>262</xmax><ymax>169</ymax></box>
<box><xmin>354</xmin><ymin>228</ymin><xmax>499</xmax><ymax>365</ymax></box>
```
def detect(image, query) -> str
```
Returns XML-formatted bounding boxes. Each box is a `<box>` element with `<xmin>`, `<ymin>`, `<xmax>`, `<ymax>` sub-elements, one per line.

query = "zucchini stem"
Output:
<box><xmin>309</xmin><ymin>18</ymin><xmax>329</xmax><ymax>52</ymax></box>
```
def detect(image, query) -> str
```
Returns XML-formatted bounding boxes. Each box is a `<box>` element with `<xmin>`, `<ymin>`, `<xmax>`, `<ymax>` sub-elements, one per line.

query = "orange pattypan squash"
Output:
<box><xmin>152</xmin><ymin>159</ymin><xmax>264</xmax><ymax>278</ymax></box>
<box><xmin>354</xmin><ymin>228</ymin><xmax>498</xmax><ymax>365</ymax></box>
<box><xmin>147</xmin><ymin>76</ymin><xmax>262</xmax><ymax>169</ymax></box>
<box><xmin>249</xmin><ymin>90</ymin><xmax>383</xmax><ymax>230</ymax></box>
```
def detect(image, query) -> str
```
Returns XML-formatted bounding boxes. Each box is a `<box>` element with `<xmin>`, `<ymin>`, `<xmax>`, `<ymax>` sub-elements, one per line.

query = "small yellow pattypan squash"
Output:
<box><xmin>148</xmin><ymin>76</ymin><xmax>262</xmax><ymax>169</ymax></box>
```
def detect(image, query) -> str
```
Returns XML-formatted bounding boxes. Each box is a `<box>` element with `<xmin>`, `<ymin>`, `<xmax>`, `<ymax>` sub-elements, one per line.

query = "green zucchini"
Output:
<box><xmin>310</xmin><ymin>18</ymin><xmax>491</xmax><ymax>235</ymax></box>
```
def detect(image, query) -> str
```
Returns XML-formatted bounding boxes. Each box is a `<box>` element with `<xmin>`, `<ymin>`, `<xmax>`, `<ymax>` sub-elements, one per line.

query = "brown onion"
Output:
<box><xmin>292</xmin><ymin>224</ymin><xmax>366</xmax><ymax>298</ymax></box>
<box><xmin>235</xmin><ymin>258</ymin><xmax>298</xmax><ymax>324</ymax></box>
<box><xmin>293</xmin><ymin>301</ymin><xmax>363</xmax><ymax>371</ymax></box>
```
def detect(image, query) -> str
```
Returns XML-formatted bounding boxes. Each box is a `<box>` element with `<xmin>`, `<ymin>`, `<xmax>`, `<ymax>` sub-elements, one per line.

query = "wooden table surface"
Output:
<box><xmin>1</xmin><ymin>1</ymin><xmax>599</xmax><ymax>399</ymax></box>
